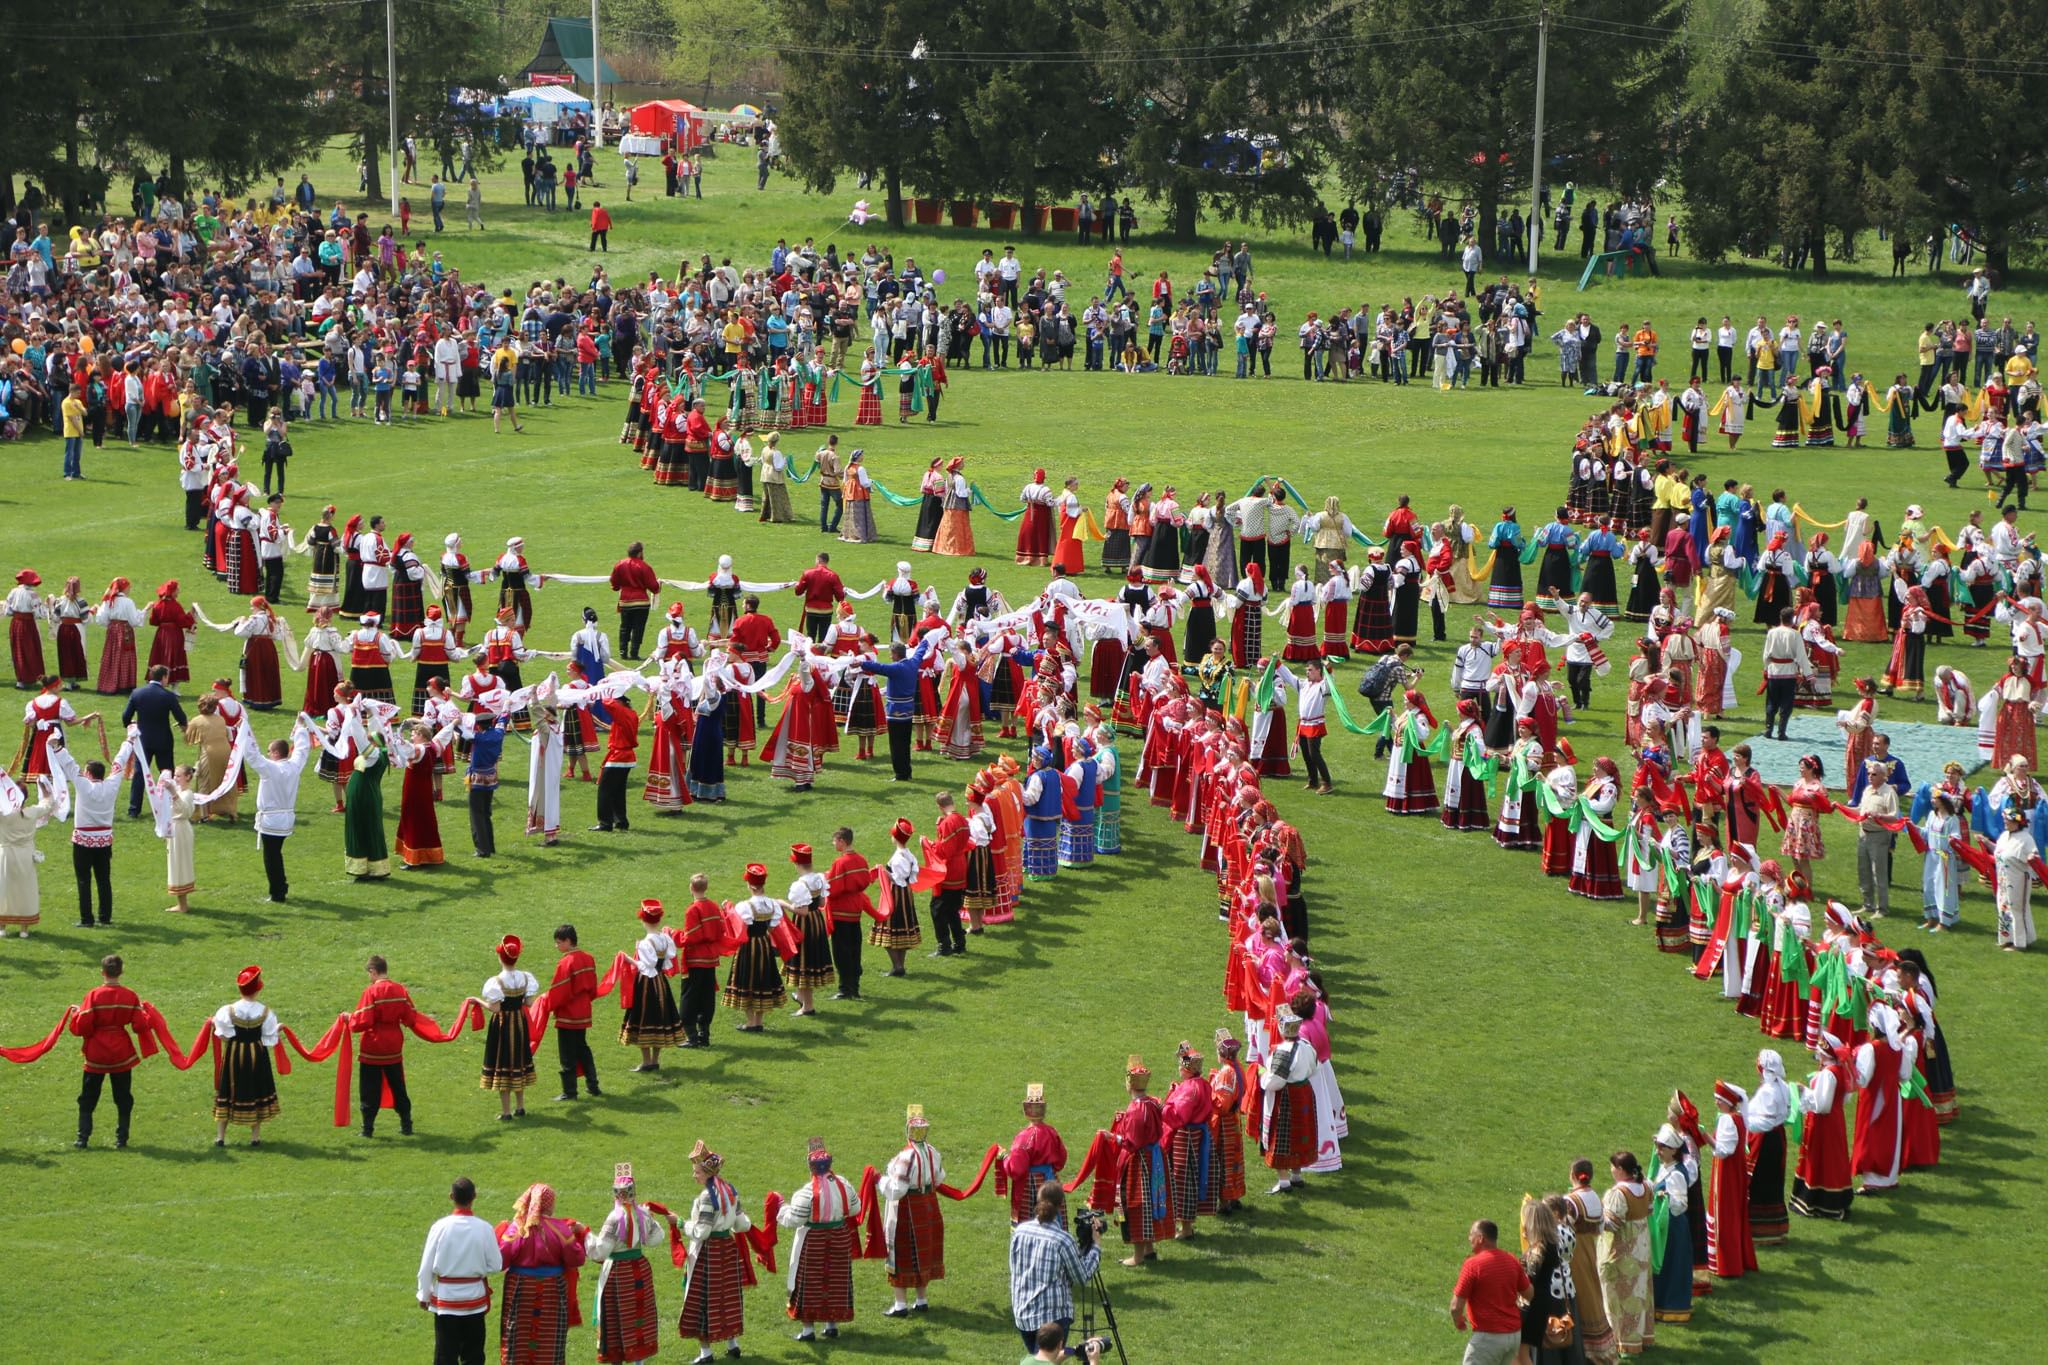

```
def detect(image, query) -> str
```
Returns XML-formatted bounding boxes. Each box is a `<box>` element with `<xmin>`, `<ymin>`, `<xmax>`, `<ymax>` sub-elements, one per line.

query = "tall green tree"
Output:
<box><xmin>1090</xmin><ymin>0</ymin><xmax>1331</xmax><ymax>241</ymax></box>
<box><xmin>937</xmin><ymin>0</ymin><xmax>1127</xmax><ymax>232</ymax></box>
<box><xmin>1672</xmin><ymin>0</ymin><xmax>1870</xmax><ymax>274</ymax></box>
<box><xmin>1341</xmin><ymin>1</ymin><xmax>1681</xmax><ymax>257</ymax></box>
<box><xmin>772</xmin><ymin>0</ymin><xmax>955</xmax><ymax>230</ymax></box>
<box><xmin>1853</xmin><ymin>0</ymin><xmax>2046</xmax><ymax>276</ymax></box>
<box><xmin>322</xmin><ymin>0</ymin><xmax>508</xmax><ymax>204</ymax></box>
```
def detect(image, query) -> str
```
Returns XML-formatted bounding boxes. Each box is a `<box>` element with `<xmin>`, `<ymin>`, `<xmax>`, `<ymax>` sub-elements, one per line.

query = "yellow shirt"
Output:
<box><xmin>1917</xmin><ymin>334</ymin><xmax>1938</xmax><ymax>366</ymax></box>
<box><xmin>492</xmin><ymin>345</ymin><xmax>516</xmax><ymax>379</ymax></box>
<box><xmin>722</xmin><ymin>321</ymin><xmax>745</xmax><ymax>353</ymax></box>
<box><xmin>62</xmin><ymin>394</ymin><xmax>87</xmax><ymax>437</ymax></box>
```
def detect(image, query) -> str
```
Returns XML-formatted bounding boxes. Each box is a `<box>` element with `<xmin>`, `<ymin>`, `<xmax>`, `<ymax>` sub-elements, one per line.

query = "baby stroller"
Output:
<box><xmin>1167</xmin><ymin>332</ymin><xmax>1190</xmax><ymax>375</ymax></box>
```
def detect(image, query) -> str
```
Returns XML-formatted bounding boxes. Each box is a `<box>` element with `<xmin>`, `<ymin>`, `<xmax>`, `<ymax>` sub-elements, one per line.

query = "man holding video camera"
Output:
<box><xmin>1008</xmin><ymin>1185</ymin><xmax>1104</xmax><ymax>1359</ymax></box>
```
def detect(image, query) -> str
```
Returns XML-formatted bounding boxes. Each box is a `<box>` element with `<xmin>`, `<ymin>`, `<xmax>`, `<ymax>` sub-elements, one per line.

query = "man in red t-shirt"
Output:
<box><xmin>793</xmin><ymin>552</ymin><xmax>845</xmax><ymax>640</ymax></box>
<box><xmin>593</xmin><ymin>697</ymin><xmax>641</xmax><ymax>832</ymax></box>
<box><xmin>679</xmin><ymin>874</ymin><xmax>726</xmax><ymax>1047</ymax></box>
<box><xmin>71</xmin><ymin>954</ymin><xmax>144</xmax><ymax>1148</ymax></box>
<box><xmin>608</xmin><ymin>541</ymin><xmax>660</xmax><ymax>659</ymax></box>
<box><xmin>824</xmin><ymin>826</ymin><xmax>873</xmax><ymax>999</ymax></box>
<box><xmin>1450</xmin><ymin>1219</ymin><xmax>1531</xmax><ymax>1365</ymax></box>
<box><xmin>546</xmin><ymin>926</ymin><xmax>601</xmax><ymax>1099</ymax></box>
<box><xmin>929</xmin><ymin>791</ymin><xmax>970</xmax><ymax>957</ymax></box>
<box><xmin>351</xmin><ymin>955</ymin><xmax>418</xmax><ymax>1137</ymax></box>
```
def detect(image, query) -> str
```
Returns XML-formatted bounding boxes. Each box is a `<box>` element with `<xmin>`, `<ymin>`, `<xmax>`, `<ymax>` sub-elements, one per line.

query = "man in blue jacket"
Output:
<box><xmin>466</xmin><ymin>714</ymin><xmax>506</xmax><ymax>856</ymax></box>
<box><xmin>121</xmin><ymin>666</ymin><xmax>186</xmax><ymax>817</ymax></box>
<box><xmin>859</xmin><ymin>636</ymin><xmax>933</xmax><ymax>781</ymax></box>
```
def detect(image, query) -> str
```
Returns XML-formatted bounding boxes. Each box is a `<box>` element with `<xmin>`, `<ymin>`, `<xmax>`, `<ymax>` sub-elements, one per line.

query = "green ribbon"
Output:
<box><xmin>783</xmin><ymin>458</ymin><xmax>821</xmax><ymax>486</ymax></box>
<box><xmin>1252</xmin><ymin>658</ymin><xmax>1278</xmax><ymax>714</ymax></box>
<box><xmin>868</xmin><ymin>481</ymin><xmax>926</xmax><ymax>508</ymax></box>
<box><xmin>969</xmin><ymin>483</ymin><xmax>1028</xmax><ymax>522</ymax></box>
<box><xmin>1535</xmin><ymin>775</ymin><xmax>1575</xmax><ymax>822</ymax></box>
<box><xmin>1901</xmin><ymin>1067</ymin><xmax>1928</xmax><ymax>1104</ymax></box>
<box><xmin>828</xmin><ymin>364</ymin><xmax>933</xmax><ymax>410</ymax></box>
<box><xmin>1460</xmin><ymin>738</ymin><xmax>1499</xmax><ymax>798</ymax></box>
<box><xmin>1321</xmin><ymin>674</ymin><xmax>1378</xmax><ymax>736</ymax></box>
<box><xmin>1574</xmin><ymin>799</ymin><xmax>1623</xmax><ymax>843</ymax></box>
<box><xmin>1787</xmin><ymin>1076</ymin><xmax>1816</xmax><ymax>1148</ymax></box>
<box><xmin>1647</xmin><ymin>1157</ymin><xmax>1672</xmax><ymax>1273</ymax></box>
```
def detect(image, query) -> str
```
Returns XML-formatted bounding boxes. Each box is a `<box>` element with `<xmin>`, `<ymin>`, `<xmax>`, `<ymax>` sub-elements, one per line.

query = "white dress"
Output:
<box><xmin>1995</xmin><ymin>828</ymin><xmax>2038</xmax><ymax>948</ymax></box>
<box><xmin>0</xmin><ymin>796</ymin><xmax>55</xmax><ymax>927</ymax></box>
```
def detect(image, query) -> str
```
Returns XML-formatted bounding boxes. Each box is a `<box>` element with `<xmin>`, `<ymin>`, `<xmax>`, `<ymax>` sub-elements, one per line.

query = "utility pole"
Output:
<box><xmin>590</xmin><ymin>0</ymin><xmax>605</xmax><ymax>147</ymax></box>
<box><xmin>1526</xmin><ymin>3</ymin><xmax>1547</xmax><ymax>277</ymax></box>
<box><xmin>386</xmin><ymin>0</ymin><xmax>400</xmax><ymax>215</ymax></box>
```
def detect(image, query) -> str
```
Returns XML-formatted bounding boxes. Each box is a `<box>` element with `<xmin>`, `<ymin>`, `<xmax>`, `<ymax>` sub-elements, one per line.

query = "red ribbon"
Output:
<box><xmin>745</xmin><ymin>1192</ymin><xmax>782</xmax><ymax>1279</ymax></box>
<box><xmin>937</xmin><ymin>1142</ymin><xmax>1002</xmax><ymax>1200</ymax></box>
<box><xmin>856</xmin><ymin>1165</ymin><xmax>885</xmax><ymax>1259</ymax></box>
<box><xmin>1060</xmin><ymin>1129</ymin><xmax>1122</xmax><ymax>1213</ymax></box>
<box><xmin>0</xmin><ymin>1007</ymin><xmax>75</xmax><ymax>1064</ymax></box>
<box><xmin>1833</xmin><ymin>809</ymin><xmax>1932</xmax><ymax>854</ymax></box>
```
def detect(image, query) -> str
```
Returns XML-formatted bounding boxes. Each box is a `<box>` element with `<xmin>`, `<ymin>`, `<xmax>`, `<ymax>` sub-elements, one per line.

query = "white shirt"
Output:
<box><xmin>634</xmin><ymin>928</ymin><xmax>677</xmax><ymax>976</ymax></box>
<box><xmin>243</xmin><ymin>728</ymin><xmax>313</xmax><ymax>836</ymax></box>
<box><xmin>417</xmin><ymin>1211</ymin><xmax>502</xmax><ymax>1314</ymax></box>
<box><xmin>788</xmin><ymin>869</ymin><xmax>828</xmax><ymax>908</ymax></box>
<box><xmin>481</xmin><ymin>966</ymin><xmax>541</xmax><ymax>1004</ymax></box>
<box><xmin>51</xmin><ymin>741</ymin><xmax>136</xmax><ymax>840</ymax></box>
<box><xmin>1452</xmin><ymin>640</ymin><xmax>1498</xmax><ymax>692</ymax></box>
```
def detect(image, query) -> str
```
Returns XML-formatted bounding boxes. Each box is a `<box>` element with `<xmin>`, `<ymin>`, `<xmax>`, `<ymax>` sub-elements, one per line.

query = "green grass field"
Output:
<box><xmin>2</xmin><ymin>143</ymin><xmax>2043</xmax><ymax>1362</ymax></box>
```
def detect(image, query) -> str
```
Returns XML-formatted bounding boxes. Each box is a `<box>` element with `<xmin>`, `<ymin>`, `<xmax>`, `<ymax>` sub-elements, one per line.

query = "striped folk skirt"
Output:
<box><xmin>595</xmin><ymin>1254</ymin><xmax>661</xmax><ymax>1363</ymax></box>
<box><xmin>723</xmin><ymin>934</ymin><xmax>787</xmax><ymax>1012</ymax></box>
<box><xmin>963</xmin><ymin>845</ymin><xmax>1000</xmax><ymax>913</ymax></box>
<box><xmin>788</xmin><ymin>1224</ymin><xmax>858</xmax><ymax>1323</ymax></box>
<box><xmin>886</xmin><ymin>1190</ymin><xmax>945</xmax><ymax>1288</ymax></box>
<box><xmin>212</xmin><ymin>1030</ymin><xmax>281</xmax><ymax>1125</ymax></box>
<box><xmin>618</xmin><ymin>974</ymin><xmax>685</xmax><ymax>1048</ymax></box>
<box><xmin>500</xmin><ymin>1268</ymin><xmax>570</xmax><ymax>1364</ymax></box>
<box><xmin>870</xmin><ymin>886</ymin><xmax>922</xmax><ymax>950</ymax></box>
<box><xmin>679</xmin><ymin>1233</ymin><xmax>746</xmax><ymax>1342</ymax></box>
<box><xmin>481</xmin><ymin>995</ymin><xmax>538</xmax><ymax>1091</ymax></box>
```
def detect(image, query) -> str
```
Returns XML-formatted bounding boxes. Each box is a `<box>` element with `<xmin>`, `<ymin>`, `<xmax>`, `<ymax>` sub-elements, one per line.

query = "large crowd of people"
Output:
<box><xmin>0</xmin><ymin>163</ymin><xmax>2029</xmax><ymax>1364</ymax></box>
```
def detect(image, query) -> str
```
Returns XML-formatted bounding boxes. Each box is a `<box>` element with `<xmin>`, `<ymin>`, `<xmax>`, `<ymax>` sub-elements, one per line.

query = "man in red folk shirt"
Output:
<box><xmin>929</xmin><ymin>791</ymin><xmax>970</xmax><ymax>958</ymax></box>
<box><xmin>72</xmin><ymin>954</ymin><xmax>144</xmax><ymax>1148</ymax></box>
<box><xmin>825</xmin><ymin>826</ymin><xmax>873</xmax><ymax>1000</ymax></box>
<box><xmin>592</xmin><ymin>694</ymin><xmax>641</xmax><ymax>832</ymax></box>
<box><xmin>352</xmin><ymin>955</ymin><xmax>417</xmax><ymax>1138</ymax></box>
<box><xmin>793</xmin><ymin>552</ymin><xmax>846</xmax><ymax>641</ymax></box>
<box><xmin>680</xmin><ymin>873</ymin><xmax>726</xmax><ymax>1048</ymax></box>
<box><xmin>547</xmin><ymin>925</ymin><xmax>602</xmax><ymax>1099</ymax></box>
<box><xmin>729</xmin><ymin>593</ymin><xmax>782</xmax><ymax>727</ymax></box>
<box><xmin>608</xmin><ymin>541</ymin><xmax>660</xmax><ymax>659</ymax></box>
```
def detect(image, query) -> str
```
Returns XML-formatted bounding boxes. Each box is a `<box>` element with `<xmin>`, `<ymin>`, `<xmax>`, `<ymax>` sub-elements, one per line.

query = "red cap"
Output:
<box><xmin>497</xmin><ymin>934</ymin><xmax>523</xmax><ymax>964</ymax></box>
<box><xmin>744</xmin><ymin>863</ymin><xmax>768</xmax><ymax>887</ymax></box>
<box><xmin>789</xmin><ymin>843</ymin><xmax>812</xmax><ymax>863</ymax></box>
<box><xmin>637</xmin><ymin>899</ymin><xmax>664</xmax><ymax>925</ymax></box>
<box><xmin>892</xmin><ymin>817</ymin><xmax>914</xmax><ymax>841</ymax></box>
<box><xmin>236</xmin><ymin>965</ymin><xmax>264</xmax><ymax>993</ymax></box>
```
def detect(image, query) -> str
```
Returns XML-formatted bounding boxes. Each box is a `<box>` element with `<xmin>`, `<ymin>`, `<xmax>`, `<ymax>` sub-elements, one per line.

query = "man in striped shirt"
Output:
<box><xmin>1008</xmin><ymin>1185</ymin><xmax>1101</xmax><ymax>1354</ymax></box>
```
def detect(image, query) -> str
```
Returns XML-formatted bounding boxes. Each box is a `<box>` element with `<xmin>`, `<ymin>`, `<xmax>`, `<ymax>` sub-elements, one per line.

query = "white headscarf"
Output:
<box><xmin>1746</xmin><ymin>1049</ymin><xmax>1792</xmax><ymax>1131</ymax></box>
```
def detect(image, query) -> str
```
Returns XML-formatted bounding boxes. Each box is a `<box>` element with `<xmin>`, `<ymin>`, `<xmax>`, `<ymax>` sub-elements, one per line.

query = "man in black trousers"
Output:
<box><xmin>825</xmin><ymin>827</ymin><xmax>866</xmax><ymax>1000</ymax></box>
<box><xmin>120</xmin><ymin>664</ymin><xmax>185</xmax><ymax>817</ymax></box>
<box><xmin>465</xmin><ymin>714</ymin><xmax>504</xmax><ymax>856</ymax></box>
<box><xmin>354</xmin><ymin>955</ymin><xmax>416</xmax><ymax>1138</ymax></box>
<box><xmin>859</xmin><ymin>637</ymin><xmax>933</xmax><ymax>781</ymax></box>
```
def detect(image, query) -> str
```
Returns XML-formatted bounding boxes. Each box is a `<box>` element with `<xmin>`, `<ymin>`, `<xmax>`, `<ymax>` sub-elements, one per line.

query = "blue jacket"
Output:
<box><xmin>121</xmin><ymin>682</ymin><xmax>188</xmax><ymax>751</ymax></box>
<box><xmin>467</xmin><ymin>724</ymin><xmax>507</xmax><ymax>786</ymax></box>
<box><xmin>858</xmin><ymin>638</ymin><xmax>933</xmax><ymax>721</ymax></box>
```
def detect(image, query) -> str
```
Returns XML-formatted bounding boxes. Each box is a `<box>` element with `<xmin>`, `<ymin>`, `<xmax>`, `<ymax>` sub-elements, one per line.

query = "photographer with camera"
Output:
<box><xmin>1008</xmin><ymin>1185</ymin><xmax>1103</xmax><ymax>1358</ymax></box>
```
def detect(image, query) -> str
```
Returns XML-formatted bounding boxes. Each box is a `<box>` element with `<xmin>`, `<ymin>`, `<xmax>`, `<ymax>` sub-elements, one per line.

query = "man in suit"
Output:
<box><xmin>120</xmin><ymin>665</ymin><xmax>186</xmax><ymax>817</ymax></box>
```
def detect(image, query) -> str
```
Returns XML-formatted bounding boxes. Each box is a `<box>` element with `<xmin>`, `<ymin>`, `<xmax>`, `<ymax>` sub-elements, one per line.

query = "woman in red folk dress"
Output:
<box><xmin>1990</xmin><ymin>657</ymin><xmax>2038</xmax><ymax>771</ymax></box>
<box><xmin>854</xmin><ymin>348</ymin><xmax>884</xmax><ymax>427</ymax></box>
<box><xmin>393</xmin><ymin>720</ymin><xmax>447</xmax><ymax>867</ymax></box>
<box><xmin>760</xmin><ymin>646</ymin><xmax>837</xmax><ymax>792</ymax></box>
<box><xmin>1015</xmin><ymin>469</ymin><xmax>1054</xmax><ymax>567</ymax></box>
<box><xmin>641</xmin><ymin>675</ymin><xmax>695</xmax><ymax>812</ymax></box>
<box><xmin>1705</xmin><ymin>1079</ymin><xmax>1758</xmax><ymax>1278</ymax></box>
<box><xmin>1383</xmin><ymin>689</ymin><xmax>1438</xmax><ymax>816</ymax></box>
<box><xmin>1207</xmin><ymin>1030</ymin><xmax>1248</xmax><ymax>1214</ymax></box>
<box><xmin>146</xmin><ymin>581</ymin><xmax>195</xmax><ymax>683</ymax></box>
<box><xmin>1757</xmin><ymin>897</ymin><xmax>1812</xmax><ymax>1040</ymax></box>
<box><xmin>1109</xmin><ymin>1056</ymin><xmax>1178</xmax><ymax>1267</ymax></box>
<box><xmin>495</xmin><ymin>1182</ymin><xmax>588</xmax><ymax>1365</ymax></box>
<box><xmin>1569</xmin><ymin>756</ymin><xmax>1626</xmax><ymax>900</ymax></box>
<box><xmin>1540</xmin><ymin>742</ymin><xmax>1580</xmax><ymax>876</ymax></box>
<box><xmin>94</xmin><ymin>578</ymin><xmax>144</xmax><ymax>696</ymax></box>
<box><xmin>1281</xmin><ymin>567</ymin><xmax>1319</xmax><ymax>662</ymax></box>
<box><xmin>587</xmin><ymin>1166</ymin><xmax>665</xmax><ymax>1364</ymax></box>
<box><xmin>1790</xmin><ymin>1039</ymin><xmax>1855</xmax><ymax>1220</ymax></box>
<box><xmin>228</xmin><ymin>597</ymin><xmax>285</xmax><ymax>710</ymax></box>
<box><xmin>677</xmin><ymin>1141</ymin><xmax>750</xmax><ymax>1357</ymax></box>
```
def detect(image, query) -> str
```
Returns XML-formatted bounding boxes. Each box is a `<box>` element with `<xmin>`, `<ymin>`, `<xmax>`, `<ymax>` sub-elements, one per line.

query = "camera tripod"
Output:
<box><xmin>1076</xmin><ymin>1264</ymin><xmax>1130</xmax><ymax>1364</ymax></box>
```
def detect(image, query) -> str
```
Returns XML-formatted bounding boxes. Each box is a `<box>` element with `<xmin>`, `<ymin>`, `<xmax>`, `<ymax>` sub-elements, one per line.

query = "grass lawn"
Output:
<box><xmin>2</xmin><ymin>143</ymin><xmax>2043</xmax><ymax>1362</ymax></box>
